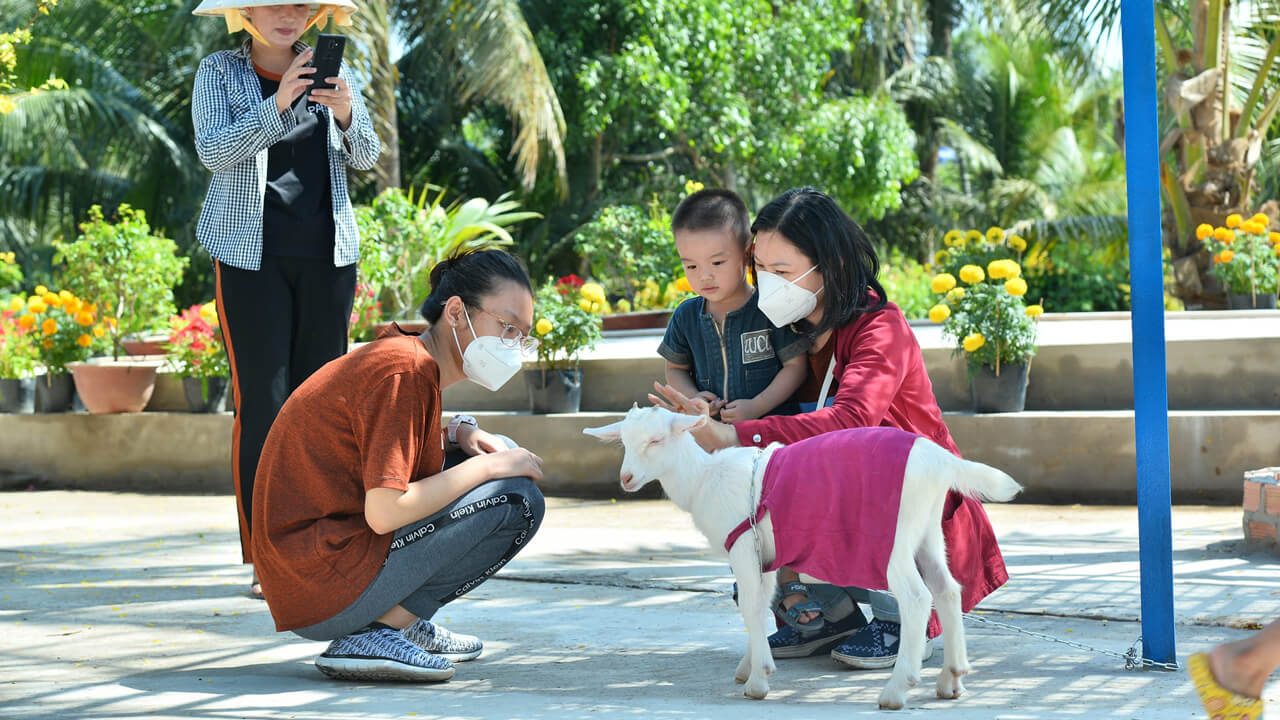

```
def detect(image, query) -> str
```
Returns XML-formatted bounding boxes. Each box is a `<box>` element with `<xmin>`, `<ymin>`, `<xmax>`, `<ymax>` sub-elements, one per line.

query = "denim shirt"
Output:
<box><xmin>658</xmin><ymin>291</ymin><xmax>809</xmax><ymax>412</ymax></box>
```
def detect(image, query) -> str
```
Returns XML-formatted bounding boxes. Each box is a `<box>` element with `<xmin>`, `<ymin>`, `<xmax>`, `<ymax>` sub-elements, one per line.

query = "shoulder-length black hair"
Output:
<box><xmin>419</xmin><ymin>249</ymin><xmax>533</xmax><ymax>323</ymax></box>
<box><xmin>750</xmin><ymin>187</ymin><xmax>887</xmax><ymax>338</ymax></box>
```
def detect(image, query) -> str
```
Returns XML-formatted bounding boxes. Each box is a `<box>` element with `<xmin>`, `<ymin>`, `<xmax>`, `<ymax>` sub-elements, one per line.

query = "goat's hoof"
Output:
<box><xmin>877</xmin><ymin>689</ymin><xmax>906</xmax><ymax>710</ymax></box>
<box><xmin>936</xmin><ymin>669</ymin><xmax>966</xmax><ymax>700</ymax></box>
<box><xmin>744</xmin><ymin>677</ymin><xmax>769</xmax><ymax>700</ymax></box>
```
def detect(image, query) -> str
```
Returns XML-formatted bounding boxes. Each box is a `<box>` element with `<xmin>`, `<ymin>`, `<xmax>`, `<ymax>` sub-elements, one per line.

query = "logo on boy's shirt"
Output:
<box><xmin>741</xmin><ymin>329</ymin><xmax>776</xmax><ymax>364</ymax></box>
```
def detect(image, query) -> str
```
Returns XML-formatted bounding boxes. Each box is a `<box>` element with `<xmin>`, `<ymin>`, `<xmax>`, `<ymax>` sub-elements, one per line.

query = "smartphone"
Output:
<box><xmin>308</xmin><ymin>33</ymin><xmax>346</xmax><ymax>92</ymax></box>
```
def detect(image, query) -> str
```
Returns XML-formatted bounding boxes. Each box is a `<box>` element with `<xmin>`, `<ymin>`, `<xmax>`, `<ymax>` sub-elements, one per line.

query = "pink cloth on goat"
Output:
<box><xmin>724</xmin><ymin>425</ymin><xmax>915</xmax><ymax>591</ymax></box>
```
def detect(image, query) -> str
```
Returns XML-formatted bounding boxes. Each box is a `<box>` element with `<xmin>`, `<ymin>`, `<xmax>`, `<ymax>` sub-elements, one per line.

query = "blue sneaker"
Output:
<box><xmin>402</xmin><ymin>619</ymin><xmax>483</xmax><ymax>662</ymax></box>
<box><xmin>830</xmin><ymin>619</ymin><xmax>934</xmax><ymax>669</ymax></box>
<box><xmin>314</xmin><ymin>626</ymin><xmax>455</xmax><ymax>682</ymax></box>
<box><xmin>769</xmin><ymin>605</ymin><xmax>867</xmax><ymax>659</ymax></box>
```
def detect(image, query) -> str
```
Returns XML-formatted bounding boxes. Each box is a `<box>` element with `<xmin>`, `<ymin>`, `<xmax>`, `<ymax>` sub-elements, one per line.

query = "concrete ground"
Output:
<box><xmin>1</xmin><ymin>491</ymin><xmax>1277</xmax><ymax>719</ymax></box>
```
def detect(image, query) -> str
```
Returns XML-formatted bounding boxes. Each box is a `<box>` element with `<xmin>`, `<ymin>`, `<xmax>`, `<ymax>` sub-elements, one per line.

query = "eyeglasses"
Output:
<box><xmin>469</xmin><ymin>305</ymin><xmax>540</xmax><ymax>354</ymax></box>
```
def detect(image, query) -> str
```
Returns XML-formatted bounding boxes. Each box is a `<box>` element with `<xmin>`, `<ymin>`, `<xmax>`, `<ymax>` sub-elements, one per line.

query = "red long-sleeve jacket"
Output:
<box><xmin>734</xmin><ymin>301</ymin><xmax>1009</xmax><ymax>631</ymax></box>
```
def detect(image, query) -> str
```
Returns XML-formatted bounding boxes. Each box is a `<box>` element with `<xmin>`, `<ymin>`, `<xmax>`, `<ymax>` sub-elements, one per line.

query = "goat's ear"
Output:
<box><xmin>582</xmin><ymin>422</ymin><xmax>624</xmax><ymax>442</ymax></box>
<box><xmin>669</xmin><ymin>413</ymin><xmax>708</xmax><ymax>435</ymax></box>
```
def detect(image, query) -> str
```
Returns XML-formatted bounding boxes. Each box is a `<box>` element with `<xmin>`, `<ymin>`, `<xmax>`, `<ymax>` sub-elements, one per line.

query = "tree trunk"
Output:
<box><xmin>365</xmin><ymin>0</ymin><xmax>399</xmax><ymax>192</ymax></box>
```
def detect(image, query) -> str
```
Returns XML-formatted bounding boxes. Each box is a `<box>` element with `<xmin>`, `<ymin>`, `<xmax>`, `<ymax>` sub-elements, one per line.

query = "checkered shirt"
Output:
<box><xmin>192</xmin><ymin>39</ymin><xmax>381</xmax><ymax>270</ymax></box>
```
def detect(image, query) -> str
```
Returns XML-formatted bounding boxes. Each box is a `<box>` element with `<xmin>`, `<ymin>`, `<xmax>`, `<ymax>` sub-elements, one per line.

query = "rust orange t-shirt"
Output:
<box><xmin>251</xmin><ymin>326</ymin><xmax>446</xmax><ymax>631</ymax></box>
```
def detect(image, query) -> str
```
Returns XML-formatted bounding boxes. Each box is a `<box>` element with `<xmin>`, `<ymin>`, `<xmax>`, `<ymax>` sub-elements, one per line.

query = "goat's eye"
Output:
<box><xmin>646</xmin><ymin>438</ymin><xmax>663</xmax><ymax>448</ymax></box>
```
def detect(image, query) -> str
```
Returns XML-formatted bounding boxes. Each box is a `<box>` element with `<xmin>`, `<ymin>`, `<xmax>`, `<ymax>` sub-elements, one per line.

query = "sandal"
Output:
<box><xmin>1189</xmin><ymin>652</ymin><xmax>1263</xmax><ymax>720</ymax></box>
<box><xmin>773</xmin><ymin>581</ymin><xmax>826</xmax><ymax>632</ymax></box>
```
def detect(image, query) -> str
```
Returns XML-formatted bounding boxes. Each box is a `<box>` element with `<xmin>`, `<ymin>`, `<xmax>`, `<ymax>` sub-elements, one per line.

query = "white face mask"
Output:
<box><xmin>452</xmin><ymin>309</ymin><xmax>523</xmax><ymax>391</ymax></box>
<box><xmin>756</xmin><ymin>266</ymin><xmax>823</xmax><ymax>327</ymax></box>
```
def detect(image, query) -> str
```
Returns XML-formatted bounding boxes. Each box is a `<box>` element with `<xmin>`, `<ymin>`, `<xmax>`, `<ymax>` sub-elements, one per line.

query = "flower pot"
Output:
<box><xmin>120</xmin><ymin>333</ymin><xmax>169</xmax><ymax>357</ymax></box>
<box><xmin>0</xmin><ymin>377</ymin><xmax>35</xmax><ymax>413</ymax></box>
<box><xmin>182</xmin><ymin>376</ymin><xmax>230</xmax><ymax>413</ymax></box>
<box><xmin>1226</xmin><ymin>293</ymin><xmax>1277</xmax><ymax>310</ymax></box>
<box><xmin>969</xmin><ymin>362</ymin><xmax>1029</xmax><ymax>413</ymax></box>
<box><xmin>68</xmin><ymin>359</ymin><xmax>161</xmax><ymax>414</ymax></box>
<box><xmin>35</xmin><ymin>372</ymin><xmax>75</xmax><ymax>413</ymax></box>
<box><xmin>602</xmin><ymin>310</ymin><xmax>674</xmax><ymax>332</ymax></box>
<box><xmin>524</xmin><ymin>368</ymin><xmax>582</xmax><ymax>414</ymax></box>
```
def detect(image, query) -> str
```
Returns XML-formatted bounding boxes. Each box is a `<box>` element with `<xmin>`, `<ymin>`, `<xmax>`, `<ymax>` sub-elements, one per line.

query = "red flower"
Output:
<box><xmin>555</xmin><ymin>274</ymin><xmax>585</xmax><ymax>295</ymax></box>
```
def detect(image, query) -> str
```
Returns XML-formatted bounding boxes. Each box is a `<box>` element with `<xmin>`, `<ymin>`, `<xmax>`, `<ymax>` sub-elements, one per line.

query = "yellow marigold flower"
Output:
<box><xmin>616</xmin><ymin>299</ymin><xmax>632</xmax><ymax>313</ymax></box>
<box><xmin>200</xmin><ymin>301</ymin><xmax>218</xmax><ymax>325</ymax></box>
<box><xmin>43</xmin><ymin>292</ymin><xmax>61</xmax><ymax>308</ymax></box>
<box><xmin>964</xmin><ymin>229</ymin><xmax>982</xmax><ymax>245</ymax></box>
<box><xmin>1196</xmin><ymin>224</ymin><xmax>1213</xmax><ymax>241</ymax></box>
<box><xmin>1216</xmin><ymin>249</ymin><xmax>1235</xmax><ymax>264</ymax></box>
<box><xmin>1275</xmin><ymin>245</ymin><xmax>1280</xmax><ymax>257</ymax></box>
<box><xmin>943</xmin><ymin>230</ymin><xmax>963</xmax><ymax>247</ymax></box>
<box><xmin>58</xmin><ymin>289</ymin><xmax>72</xmax><ymax>302</ymax></box>
<box><xmin>77</xmin><ymin>334</ymin><xmax>92</xmax><ymax>348</ymax></box>
<box><xmin>946</xmin><ymin>287</ymin><xmax>966</xmax><ymax>302</ymax></box>
<box><xmin>987</xmin><ymin>260</ymin><xmax>1008</xmax><ymax>280</ymax></box>
<box><xmin>535</xmin><ymin>318</ymin><xmax>553</xmax><ymax>336</ymax></box>
<box><xmin>34</xmin><ymin>285</ymin><xmax>47</xmax><ymax>296</ymax></box>
<box><xmin>1251</xmin><ymin>213</ymin><xmax>1269</xmax><ymax>226</ymax></box>
<box><xmin>933</xmin><ymin>250</ymin><xmax>950</xmax><ymax>265</ymax></box>
<box><xmin>577</xmin><ymin>298</ymin><xmax>593</xmax><ymax>313</ymax></box>
<box><xmin>684</xmin><ymin>180</ymin><xmax>705</xmax><ymax>195</ymax></box>
<box><xmin>41</xmin><ymin>318</ymin><xmax>57</xmax><ymax>336</ymax></box>
<box><xmin>1226</xmin><ymin>213</ymin><xmax>1243</xmax><ymax>229</ymax></box>
<box><xmin>1005</xmin><ymin>277</ymin><xmax>1028</xmax><ymax>296</ymax></box>
<box><xmin>17</xmin><ymin>314</ymin><xmax>35</xmax><ymax>330</ymax></box>
<box><xmin>27</xmin><ymin>297</ymin><xmax>47</xmax><ymax>314</ymax></box>
<box><xmin>962</xmin><ymin>333</ymin><xmax>986</xmax><ymax>353</ymax></box>
<box><xmin>1214</xmin><ymin>227</ymin><xmax>1235</xmax><ymax>244</ymax></box>
<box><xmin>92</xmin><ymin>326</ymin><xmax>105</xmax><ymax>338</ymax></box>
<box><xmin>673</xmin><ymin>277</ymin><xmax>693</xmax><ymax>294</ymax></box>
<box><xmin>1241</xmin><ymin>220</ymin><xmax>1265</xmax><ymax>236</ymax></box>
<box><xmin>1026</xmin><ymin>304</ymin><xmax>1045</xmax><ymax>318</ymax></box>
<box><xmin>1270</xmin><ymin>231</ymin><xmax>1280</xmax><ymax>245</ymax></box>
<box><xmin>986</xmin><ymin>226</ymin><xmax>1004</xmax><ymax>243</ymax></box>
<box><xmin>928</xmin><ymin>304</ymin><xmax>951</xmax><ymax>323</ymax></box>
<box><xmin>8</xmin><ymin>296</ymin><xmax>22</xmax><ymax>312</ymax></box>
<box><xmin>1008</xmin><ymin>235</ymin><xmax>1027</xmax><ymax>252</ymax></box>
<box><xmin>959</xmin><ymin>264</ymin><xmax>985</xmax><ymax>284</ymax></box>
<box><xmin>76</xmin><ymin>310</ymin><xmax>94</xmax><ymax>326</ymax></box>
<box><xmin>1003</xmin><ymin>260</ymin><xmax>1022</xmax><ymax>278</ymax></box>
<box><xmin>580</xmin><ymin>282</ymin><xmax>607</xmax><ymax>304</ymax></box>
<box><xmin>590</xmin><ymin>301</ymin><xmax>602</xmax><ymax>313</ymax></box>
<box><xmin>930</xmin><ymin>273</ymin><xmax>957</xmax><ymax>294</ymax></box>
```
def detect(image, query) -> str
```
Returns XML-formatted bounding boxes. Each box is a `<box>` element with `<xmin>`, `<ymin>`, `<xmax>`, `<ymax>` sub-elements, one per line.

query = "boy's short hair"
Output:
<box><xmin>671</xmin><ymin>188</ymin><xmax>751</xmax><ymax>248</ymax></box>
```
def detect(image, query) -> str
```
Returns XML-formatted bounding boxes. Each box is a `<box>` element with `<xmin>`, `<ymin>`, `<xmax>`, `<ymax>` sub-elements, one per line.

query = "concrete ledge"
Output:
<box><xmin>2</xmin><ymin>410</ymin><xmax>1274</xmax><ymax>502</ymax></box>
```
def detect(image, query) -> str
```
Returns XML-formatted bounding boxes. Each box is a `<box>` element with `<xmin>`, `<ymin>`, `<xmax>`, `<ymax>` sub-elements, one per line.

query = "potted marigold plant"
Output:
<box><xmin>526</xmin><ymin>276</ymin><xmax>604</xmax><ymax>413</ymax></box>
<box><xmin>16</xmin><ymin>287</ymin><xmax>104</xmax><ymax>412</ymax></box>
<box><xmin>0</xmin><ymin>298</ymin><xmax>40</xmax><ymax>413</ymax></box>
<box><xmin>1197</xmin><ymin>213</ymin><xmax>1279</xmax><ymax>309</ymax></box>
<box><xmin>164</xmin><ymin>302</ymin><xmax>230</xmax><ymax>413</ymax></box>
<box><xmin>929</xmin><ymin>227</ymin><xmax>1043</xmax><ymax>413</ymax></box>
<box><xmin>54</xmin><ymin>204</ymin><xmax>189</xmax><ymax>414</ymax></box>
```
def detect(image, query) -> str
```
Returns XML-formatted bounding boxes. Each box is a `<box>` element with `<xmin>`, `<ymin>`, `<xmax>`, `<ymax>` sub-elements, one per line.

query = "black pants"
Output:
<box><xmin>215</xmin><ymin>255</ymin><xmax>357</xmax><ymax>563</ymax></box>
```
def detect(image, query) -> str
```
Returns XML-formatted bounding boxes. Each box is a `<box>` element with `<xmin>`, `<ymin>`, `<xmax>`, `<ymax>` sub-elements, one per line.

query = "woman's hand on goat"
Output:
<box><xmin>649</xmin><ymin>382</ymin><xmax>741</xmax><ymax>451</ymax></box>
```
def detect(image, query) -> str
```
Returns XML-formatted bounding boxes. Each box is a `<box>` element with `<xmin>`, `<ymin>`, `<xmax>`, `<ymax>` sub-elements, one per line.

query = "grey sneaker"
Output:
<box><xmin>314</xmin><ymin>626</ymin><xmax>455</xmax><ymax>682</ymax></box>
<box><xmin>402</xmin><ymin>619</ymin><xmax>484</xmax><ymax>662</ymax></box>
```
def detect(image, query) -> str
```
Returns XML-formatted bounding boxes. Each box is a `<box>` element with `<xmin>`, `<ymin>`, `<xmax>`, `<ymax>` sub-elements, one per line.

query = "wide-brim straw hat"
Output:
<box><xmin>192</xmin><ymin>0</ymin><xmax>358</xmax><ymax>46</ymax></box>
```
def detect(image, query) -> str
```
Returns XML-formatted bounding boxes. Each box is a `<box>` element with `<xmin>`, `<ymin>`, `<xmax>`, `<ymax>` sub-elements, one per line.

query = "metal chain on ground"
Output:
<box><xmin>964</xmin><ymin>613</ymin><xmax>1180</xmax><ymax>671</ymax></box>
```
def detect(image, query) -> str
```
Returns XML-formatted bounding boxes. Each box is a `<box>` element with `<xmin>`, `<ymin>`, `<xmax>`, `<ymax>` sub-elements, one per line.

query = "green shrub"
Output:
<box><xmin>877</xmin><ymin>248</ymin><xmax>932</xmax><ymax>320</ymax></box>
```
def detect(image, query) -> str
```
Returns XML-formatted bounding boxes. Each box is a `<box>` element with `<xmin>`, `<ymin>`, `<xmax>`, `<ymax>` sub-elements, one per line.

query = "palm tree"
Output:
<box><xmin>1017</xmin><ymin>0</ymin><xmax>1280</xmax><ymax>306</ymax></box>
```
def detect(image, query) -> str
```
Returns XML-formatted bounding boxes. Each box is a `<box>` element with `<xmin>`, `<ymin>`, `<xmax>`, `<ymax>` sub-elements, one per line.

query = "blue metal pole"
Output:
<box><xmin>1119</xmin><ymin>0</ymin><xmax>1177</xmax><ymax>666</ymax></box>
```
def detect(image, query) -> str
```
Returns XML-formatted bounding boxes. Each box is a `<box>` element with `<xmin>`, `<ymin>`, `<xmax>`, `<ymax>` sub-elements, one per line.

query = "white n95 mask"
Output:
<box><xmin>756</xmin><ymin>266</ymin><xmax>823</xmax><ymax>327</ymax></box>
<box><xmin>452</xmin><ymin>309</ymin><xmax>523</xmax><ymax>391</ymax></box>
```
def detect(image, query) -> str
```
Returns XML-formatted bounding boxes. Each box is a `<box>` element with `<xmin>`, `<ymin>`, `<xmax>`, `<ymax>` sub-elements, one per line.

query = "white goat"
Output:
<box><xmin>584</xmin><ymin>406</ymin><xmax>1021</xmax><ymax>709</ymax></box>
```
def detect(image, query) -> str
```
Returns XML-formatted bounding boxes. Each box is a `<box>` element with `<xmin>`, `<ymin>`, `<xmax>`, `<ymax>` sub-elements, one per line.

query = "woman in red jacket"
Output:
<box><xmin>653</xmin><ymin>187</ymin><xmax>1008</xmax><ymax>669</ymax></box>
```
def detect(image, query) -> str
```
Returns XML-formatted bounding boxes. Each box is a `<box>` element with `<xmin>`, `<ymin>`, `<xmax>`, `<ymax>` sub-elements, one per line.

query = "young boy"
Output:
<box><xmin>658</xmin><ymin>189</ymin><xmax>809</xmax><ymax>423</ymax></box>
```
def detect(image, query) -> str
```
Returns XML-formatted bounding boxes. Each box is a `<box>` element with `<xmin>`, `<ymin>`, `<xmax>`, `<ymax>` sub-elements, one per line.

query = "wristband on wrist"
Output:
<box><xmin>447</xmin><ymin>414</ymin><xmax>478</xmax><ymax>444</ymax></box>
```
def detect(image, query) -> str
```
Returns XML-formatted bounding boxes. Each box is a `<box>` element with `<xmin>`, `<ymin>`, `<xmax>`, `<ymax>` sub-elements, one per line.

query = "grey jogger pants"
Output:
<box><xmin>293</xmin><ymin>445</ymin><xmax>545</xmax><ymax>641</ymax></box>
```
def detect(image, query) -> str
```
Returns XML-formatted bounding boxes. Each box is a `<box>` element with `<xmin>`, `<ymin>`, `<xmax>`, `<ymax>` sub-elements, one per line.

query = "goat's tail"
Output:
<box><xmin>949</xmin><ymin>456</ymin><xmax>1023</xmax><ymax>503</ymax></box>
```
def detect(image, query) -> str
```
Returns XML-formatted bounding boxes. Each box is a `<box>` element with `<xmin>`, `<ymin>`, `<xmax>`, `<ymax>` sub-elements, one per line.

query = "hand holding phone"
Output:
<box><xmin>274</xmin><ymin>49</ymin><xmax>316</xmax><ymax>115</ymax></box>
<box><xmin>307</xmin><ymin>34</ymin><xmax>346</xmax><ymax>92</ymax></box>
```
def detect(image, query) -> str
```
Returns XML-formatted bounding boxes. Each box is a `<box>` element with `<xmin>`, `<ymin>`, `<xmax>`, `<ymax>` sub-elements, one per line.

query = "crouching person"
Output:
<box><xmin>251</xmin><ymin>250</ymin><xmax>546</xmax><ymax>681</ymax></box>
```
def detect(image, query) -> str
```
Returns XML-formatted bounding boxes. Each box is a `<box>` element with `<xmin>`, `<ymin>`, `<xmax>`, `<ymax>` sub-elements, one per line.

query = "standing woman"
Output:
<box><xmin>190</xmin><ymin>0</ymin><xmax>381</xmax><ymax>596</ymax></box>
<box><xmin>653</xmin><ymin>187</ymin><xmax>1008</xmax><ymax>668</ymax></box>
